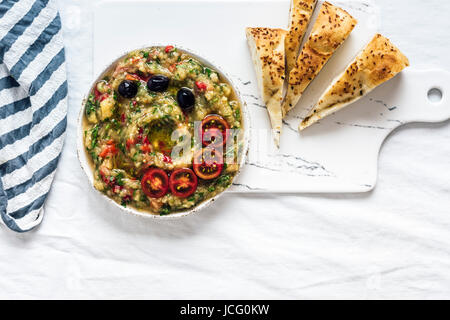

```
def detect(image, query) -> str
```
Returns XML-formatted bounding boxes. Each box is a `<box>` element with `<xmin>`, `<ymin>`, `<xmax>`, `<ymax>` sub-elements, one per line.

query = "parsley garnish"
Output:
<box><xmin>90</xmin><ymin>125</ymin><xmax>99</xmax><ymax>149</ymax></box>
<box><xmin>203</xmin><ymin>67</ymin><xmax>212</xmax><ymax>77</ymax></box>
<box><xmin>160</xmin><ymin>205</ymin><xmax>171</xmax><ymax>216</ymax></box>
<box><xmin>116</xmin><ymin>172</ymin><xmax>124</xmax><ymax>186</ymax></box>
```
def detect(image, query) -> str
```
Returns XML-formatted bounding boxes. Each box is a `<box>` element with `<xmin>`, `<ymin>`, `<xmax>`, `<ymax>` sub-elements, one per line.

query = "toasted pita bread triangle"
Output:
<box><xmin>299</xmin><ymin>34</ymin><xmax>410</xmax><ymax>131</ymax></box>
<box><xmin>282</xmin><ymin>1</ymin><xmax>357</xmax><ymax>118</ymax></box>
<box><xmin>246</xmin><ymin>27</ymin><xmax>287</xmax><ymax>147</ymax></box>
<box><xmin>285</xmin><ymin>0</ymin><xmax>318</xmax><ymax>77</ymax></box>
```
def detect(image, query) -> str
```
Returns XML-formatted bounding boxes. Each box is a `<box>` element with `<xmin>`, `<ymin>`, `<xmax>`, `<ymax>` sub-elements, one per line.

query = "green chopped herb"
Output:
<box><xmin>116</xmin><ymin>172</ymin><xmax>124</xmax><ymax>186</ymax></box>
<box><xmin>111</xmin><ymin>119</ymin><xmax>121</xmax><ymax>129</ymax></box>
<box><xmin>118</xmin><ymin>143</ymin><xmax>126</xmax><ymax>154</ymax></box>
<box><xmin>216</xmin><ymin>174</ymin><xmax>231</xmax><ymax>187</ymax></box>
<box><xmin>89</xmin><ymin>150</ymin><xmax>98</xmax><ymax>162</ymax></box>
<box><xmin>85</xmin><ymin>95</ymin><xmax>98</xmax><ymax>115</ymax></box>
<box><xmin>160</xmin><ymin>205</ymin><xmax>171</xmax><ymax>216</ymax></box>
<box><xmin>234</xmin><ymin>108</ymin><xmax>241</xmax><ymax>119</ymax></box>
<box><xmin>204</xmin><ymin>67</ymin><xmax>212</xmax><ymax>77</ymax></box>
<box><xmin>90</xmin><ymin>125</ymin><xmax>99</xmax><ymax>149</ymax></box>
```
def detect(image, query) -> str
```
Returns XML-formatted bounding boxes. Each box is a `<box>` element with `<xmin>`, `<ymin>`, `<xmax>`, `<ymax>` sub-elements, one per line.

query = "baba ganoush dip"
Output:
<box><xmin>83</xmin><ymin>46</ymin><xmax>244</xmax><ymax>215</ymax></box>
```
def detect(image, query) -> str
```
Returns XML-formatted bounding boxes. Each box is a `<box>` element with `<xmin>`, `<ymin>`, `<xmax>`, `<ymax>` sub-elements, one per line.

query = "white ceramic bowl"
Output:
<box><xmin>77</xmin><ymin>45</ymin><xmax>250</xmax><ymax>219</ymax></box>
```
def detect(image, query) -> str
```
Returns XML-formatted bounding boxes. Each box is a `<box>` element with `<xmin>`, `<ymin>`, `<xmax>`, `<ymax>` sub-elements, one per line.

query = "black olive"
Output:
<box><xmin>177</xmin><ymin>88</ymin><xmax>195</xmax><ymax>111</ymax></box>
<box><xmin>118</xmin><ymin>80</ymin><xmax>138</xmax><ymax>98</ymax></box>
<box><xmin>147</xmin><ymin>75</ymin><xmax>170</xmax><ymax>92</ymax></box>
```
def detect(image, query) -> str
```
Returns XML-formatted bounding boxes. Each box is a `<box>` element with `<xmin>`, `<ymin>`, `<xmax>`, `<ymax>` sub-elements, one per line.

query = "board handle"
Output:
<box><xmin>403</xmin><ymin>69</ymin><xmax>450</xmax><ymax>123</ymax></box>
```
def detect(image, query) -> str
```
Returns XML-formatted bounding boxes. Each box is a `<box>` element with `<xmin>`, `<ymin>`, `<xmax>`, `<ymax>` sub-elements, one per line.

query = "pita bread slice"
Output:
<box><xmin>285</xmin><ymin>0</ymin><xmax>318</xmax><ymax>77</ymax></box>
<box><xmin>282</xmin><ymin>1</ymin><xmax>357</xmax><ymax>117</ymax></box>
<box><xmin>246</xmin><ymin>27</ymin><xmax>288</xmax><ymax>147</ymax></box>
<box><xmin>299</xmin><ymin>34</ymin><xmax>410</xmax><ymax>131</ymax></box>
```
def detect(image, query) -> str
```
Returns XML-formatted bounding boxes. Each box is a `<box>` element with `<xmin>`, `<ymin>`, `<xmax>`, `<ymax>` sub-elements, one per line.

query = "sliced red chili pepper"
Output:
<box><xmin>193</xmin><ymin>148</ymin><xmax>224</xmax><ymax>180</ymax></box>
<box><xmin>141</xmin><ymin>168</ymin><xmax>169</xmax><ymax>198</ymax></box>
<box><xmin>165</xmin><ymin>45</ymin><xmax>174</xmax><ymax>53</ymax></box>
<box><xmin>200</xmin><ymin>114</ymin><xmax>230</xmax><ymax>147</ymax></box>
<box><xmin>169</xmin><ymin>168</ymin><xmax>198</xmax><ymax>198</ymax></box>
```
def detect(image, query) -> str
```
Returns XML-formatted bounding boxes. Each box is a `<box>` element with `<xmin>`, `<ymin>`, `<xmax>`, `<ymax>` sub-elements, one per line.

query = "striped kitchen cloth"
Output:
<box><xmin>0</xmin><ymin>0</ymin><xmax>67</xmax><ymax>232</ymax></box>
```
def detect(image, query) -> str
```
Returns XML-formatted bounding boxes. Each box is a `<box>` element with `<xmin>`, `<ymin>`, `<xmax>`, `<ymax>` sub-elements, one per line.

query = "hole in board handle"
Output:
<box><xmin>427</xmin><ymin>88</ymin><xmax>443</xmax><ymax>104</ymax></box>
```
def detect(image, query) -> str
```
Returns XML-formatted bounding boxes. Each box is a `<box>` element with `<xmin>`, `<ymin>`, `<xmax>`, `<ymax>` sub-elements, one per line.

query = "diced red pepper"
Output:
<box><xmin>126</xmin><ymin>138</ymin><xmax>135</xmax><ymax>150</ymax></box>
<box><xmin>128</xmin><ymin>73</ymin><xmax>151</xmax><ymax>82</ymax></box>
<box><xmin>162</xmin><ymin>154</ymin><xmax>172</xmax><ymax>164</ymax></box>
<box><xmin>113</xmin><ymin>185</ymin><xmax>123</xmax><ymax>194</ymax></box>
<box><xmin>141</xmin><ymin>144</ymin><xmax>152</xmax><ymax>153</ymax></box>
<box><xmin>126</xmin><ymin>74</ymin><xmax>139</xmax><ymax>81</ymax></box>
<box><xmin>165</xmin><ymin>45</ymin><xmax>174</xmax><ymax>53</ymax></box>
<box><xmin>99</xmin><ymin>169</ymin><xmax>115</xmax><ymax>187</ymax></box>
<box><xmin>195</xmin><ymin>81</ymin><xmax>208</xmax><ymax>92</ymax></box>
<box><xmin>94</xmin><ymin>87</ymin><xmax>108</xmax><ymax>102</ymax></box>
<box><xmin>99</xmin><ymin>144</ymin><xmax>118</xmax><ymax>158</ymax></box>
<box><xmin>121</xmin><ymin>113</ymin><xmax>126</xmax><ymax>124</ymax></box>
<box><xmin>122</xmin><ymin>193</ymin><xmax>133</xmax><ymax>203</ymax></box>
<box><xmin>94</xmin><ymin>87</ymin><xmax>102</xmax><ymax>101</ymax></box>
<box><xmin>169</xmin><ymin>63</ymin><xmax>177</xmax><ymax>73</ymax></box>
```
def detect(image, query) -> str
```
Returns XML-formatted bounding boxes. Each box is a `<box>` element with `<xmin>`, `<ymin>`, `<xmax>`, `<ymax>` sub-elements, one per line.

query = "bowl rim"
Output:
<box><xmin>76</xmin><ymin>44</ymin><xmax>250</xmax><ymax>220</ymax></box>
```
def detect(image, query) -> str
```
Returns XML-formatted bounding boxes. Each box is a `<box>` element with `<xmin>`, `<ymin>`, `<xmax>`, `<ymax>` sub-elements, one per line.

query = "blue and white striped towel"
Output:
<box><xmin>0</xmin><ymin>0</ymin><xmax>67</xmax><ymax>232</ymax></box>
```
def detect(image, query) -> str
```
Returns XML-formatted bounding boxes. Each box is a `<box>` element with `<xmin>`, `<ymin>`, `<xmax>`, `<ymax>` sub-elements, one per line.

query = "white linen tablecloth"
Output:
<box><xmin>0</xmin><ymin>0</ymin><xmax>449</xmax><ymax>299</ymax></box>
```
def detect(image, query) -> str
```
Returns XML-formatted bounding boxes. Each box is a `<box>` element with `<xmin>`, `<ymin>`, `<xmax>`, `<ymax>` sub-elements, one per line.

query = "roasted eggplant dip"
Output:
<box><xmin>83</xmin><ymin>46</ymin><xmax>243</xmax><ymax>215</ymax></box>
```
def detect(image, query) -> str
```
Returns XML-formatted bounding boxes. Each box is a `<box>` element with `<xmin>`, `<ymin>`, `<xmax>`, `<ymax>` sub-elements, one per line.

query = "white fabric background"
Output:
<box><xmin>0</xmin><ymin>0</ymin><xmax>449</xmax><ymax>299</ymax></box>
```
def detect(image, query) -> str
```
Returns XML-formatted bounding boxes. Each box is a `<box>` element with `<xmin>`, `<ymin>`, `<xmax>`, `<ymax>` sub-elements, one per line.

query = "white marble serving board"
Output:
<box><xmin>93</xmin><ymin>0</ymin><xmax>450</xmax><ymax>193</ymax></box>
